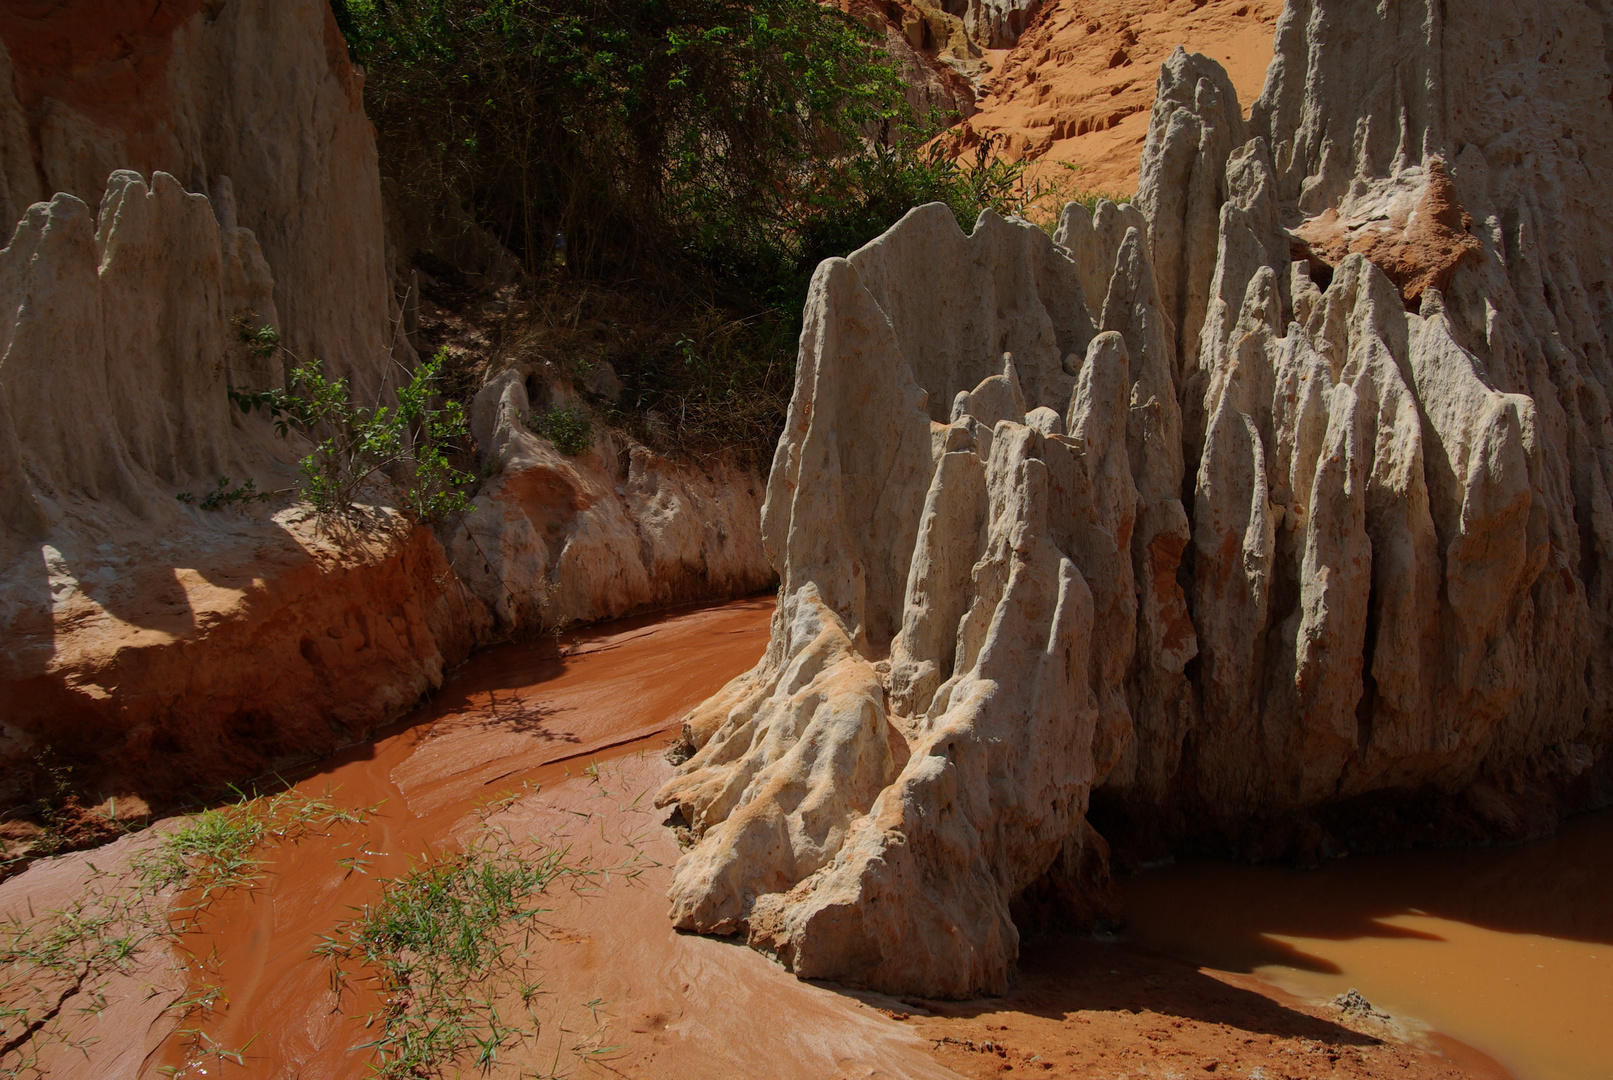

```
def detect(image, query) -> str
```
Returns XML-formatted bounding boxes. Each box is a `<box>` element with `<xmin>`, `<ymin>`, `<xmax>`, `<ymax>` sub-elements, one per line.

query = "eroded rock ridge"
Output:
<box><xmin>657</xmin><ymin>0</ymin><xmax>1613</xmax><ymax>995</ymax></box>
<box><xmin>0</xmin><ymin>2</ymin><xmax>771</xmax><ymax>808</ymax></box>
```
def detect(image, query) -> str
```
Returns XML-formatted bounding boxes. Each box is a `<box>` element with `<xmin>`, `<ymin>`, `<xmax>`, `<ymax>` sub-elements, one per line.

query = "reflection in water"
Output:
<box><xmin>1121</xmin><ymin>809</ymin><xmax>1613</xmax><ymax>1080</ymax></box>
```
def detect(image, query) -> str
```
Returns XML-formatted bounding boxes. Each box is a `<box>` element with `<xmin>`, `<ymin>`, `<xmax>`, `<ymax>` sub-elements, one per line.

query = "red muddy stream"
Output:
<box><xmin>79</xmin><ymin>592</ymin><xmax>1603</xmax><ymax>1079</ymax></box>
<box><xmin>1122</xmin><ymin>811</ymin><xmax>1613</xmax><ymax>1080</ymax></box>
<box><xmin>156</xmin><ymin>596</ymin><xmax>780</xmax><ymax>1078</ymax></box>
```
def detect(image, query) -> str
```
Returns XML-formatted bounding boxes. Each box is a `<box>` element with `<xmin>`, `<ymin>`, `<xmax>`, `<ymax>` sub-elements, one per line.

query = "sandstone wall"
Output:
<box><xmin>657</xmin><ymin>0</ymin><xmax>1613</xmax><ymax>996</ymax></box>
<box><xmin>0</xmin><ymin>158</ymin><xmax>486</xmax><ymax>806</ymax></box>
<box><xmin>0</xmin><ymin>3</ymin><xmax>773</xmax><ymax>814</ymax></box>
<box><xmin>448</xmin><ymin>368</ymin><xmax>775</xmax><ymax>635</ymax></box>
<box><xmin>0</xmin><ymin>0</ymin><xmax>397</xmax><ymax>395</ymax></box>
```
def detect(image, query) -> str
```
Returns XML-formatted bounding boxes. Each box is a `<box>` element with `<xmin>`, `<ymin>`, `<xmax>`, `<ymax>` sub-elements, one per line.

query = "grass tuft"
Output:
<box><xmin>133</xmin><ymin>789</ymin><xmax>372</xmax><ymax>902</ymax></box>
<box><xmin>0</xmin><ymin>787</ymin><xmax>368</xmax><ymax>1078</ymax></box>
<box><xmin>323</xmin><ymin>837</ymin><xmax>587</xmax><ymax>1078</ymax></box>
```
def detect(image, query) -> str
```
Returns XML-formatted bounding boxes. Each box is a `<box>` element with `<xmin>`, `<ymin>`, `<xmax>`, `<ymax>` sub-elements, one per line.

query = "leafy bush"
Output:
<box><xmin>230</xmin><ymin>348</ymin><xmax>474</xmax><ymax>523</ymax></box>
<box><xmin>605</xmin><ymin>302</ymin><xmax>793</xmax><ymax>457</ymax></box>
<box><xmin>234</xmin><ymin>317</ymin><xmax>281</xmax><ymax>359</ymax></box>
<box><xmin>527</xmin><ymin>403</ymin><xmax>593</xmax><ymax>456</ymax></box>
<box><xmin>330</xmin><ymin>2</ymin><xmax>1107</xmax><ymax>460</ymax></box>
<box><xmin>334</xmin><ymin>0</ymin><xmax>906</xmax><ymax>280</ymax></box>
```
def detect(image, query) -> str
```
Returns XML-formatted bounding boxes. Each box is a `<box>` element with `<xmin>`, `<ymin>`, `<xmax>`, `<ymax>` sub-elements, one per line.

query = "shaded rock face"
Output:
<box><xmin>0</xmin><ymin>5</ymin><xmax>772</xmax><ymax>807</ymax></box>
<box><xmin>0</xmin><ymin>158</ymin><xmax>488</xmax><ymax>803</ymax></box>
<box><xmin>657</xmin><ymin>0</ymin><xmax>1613</xmax><ymax>996</ymax></box>
<box><xmin>0</xmin><ymin>0</ymin><xmax>397</xmax><ymax>396</ymax></box>
<box><xmin>0</xmin><ymin>5</ymin><xmax>421</xmax><ymax>793</ymax></box>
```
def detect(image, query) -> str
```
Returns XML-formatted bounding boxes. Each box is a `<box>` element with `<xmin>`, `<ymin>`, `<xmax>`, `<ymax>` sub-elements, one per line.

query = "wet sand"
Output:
<box><xmin>1122</xmin><ymin>812</ymin><xmax>1613</xmax><ymax>1080</ymax></box>
<box><xmin>2</xmin><ymin>594</ymin><xmax>1582</xmax><ymax>1079</ymax></box>
<box><xmin>137</xmin><ymin>595</ymin><xmax>949</xmax><ymax>1079</ymax></box>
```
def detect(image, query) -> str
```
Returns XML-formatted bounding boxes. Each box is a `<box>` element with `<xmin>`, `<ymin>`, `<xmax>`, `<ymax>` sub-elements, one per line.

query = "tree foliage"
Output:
<box><xmin>330</xmin><ymin>0</ymin><xmax>1094</xmax><ymax>457</ymax></box>
<box><xmin>334</xmin><ymin>0</ymin><xmax>907</xmax><ymax>282</ymax></box>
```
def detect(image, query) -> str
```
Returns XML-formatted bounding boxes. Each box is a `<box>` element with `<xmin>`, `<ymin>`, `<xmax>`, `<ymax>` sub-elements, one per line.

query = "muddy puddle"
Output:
<box><xmin>1121</xmin><ymin>810</ymin><xmax>1613</xmax><ymax>1080</ymax></box>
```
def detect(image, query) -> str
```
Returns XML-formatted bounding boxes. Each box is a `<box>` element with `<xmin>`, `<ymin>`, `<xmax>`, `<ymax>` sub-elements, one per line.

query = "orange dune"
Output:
<box><xmin>952</xmin><ymin>0</ymin><xmax>1284</xmax><ymax>196</ymax></box>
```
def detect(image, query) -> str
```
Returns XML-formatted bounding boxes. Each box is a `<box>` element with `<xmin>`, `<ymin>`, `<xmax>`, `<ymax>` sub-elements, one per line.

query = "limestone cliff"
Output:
<box><xmin>657</xmin><ymin>0</ymin><xmax>1613</xmax><ymax>996</ymax></box>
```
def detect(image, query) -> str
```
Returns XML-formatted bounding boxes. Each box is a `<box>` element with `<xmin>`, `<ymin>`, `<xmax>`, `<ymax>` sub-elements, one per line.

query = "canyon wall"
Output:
<box><xmin>941</xmin><ymin>0</ymin><xmax>1283</xmax><ymax>195</ymax></box>
<box><xmin>449</xmin><ymin>368</ymin><xmax>772</xmax><ymax>636</ymax></box>
<box><xmin>840</xmin><ymin>1</ymin><xmax>982</xmax><ymax>122</ymax></box>
<box><xmin>0</xmin><ymin>0</ymin><xmax>398</xmax><ymax>396</ymax></box>
<box><xmin>657</xmin><ymin>0</ymin><xmax>1613</xmax><ymax>996</ymax></box>
<box><xmin>0</xmin><ymin>2</ymin><xmax>771</xmax><ymax>812</ymax></box>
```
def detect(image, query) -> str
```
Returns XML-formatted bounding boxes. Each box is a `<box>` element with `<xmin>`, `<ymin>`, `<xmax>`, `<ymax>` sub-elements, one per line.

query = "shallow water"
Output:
<box><xmin>140</xmin><ymin>588</ymin><xmax>1609</xmax><ymax>1079</ymax></box>
<box><xmin>155</xmin><ymin>596</ymin><xmax>775</xmax><ymax>1078</ymax></box>
<box><xmin>1121</xmin><ymin>809</ymin><xmax>1613</xmax><ymax>1080</ymax></box>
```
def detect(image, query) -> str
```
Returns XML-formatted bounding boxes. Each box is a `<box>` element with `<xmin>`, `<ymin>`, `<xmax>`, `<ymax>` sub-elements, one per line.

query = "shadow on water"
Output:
<box><xmin>1120</xmin><ymin>807</ymin><xmax>1613</xmax><ymax>975</ymax></box>
<box><xmin>1116</xmin><ymin>809</ymin><xmax>1613</xmax><ymax>1080</ymax></box>
<box><xmin>895</xmin><ymin>932</ymin><xmax>1390</xmax><ymax>1047</ymax></box>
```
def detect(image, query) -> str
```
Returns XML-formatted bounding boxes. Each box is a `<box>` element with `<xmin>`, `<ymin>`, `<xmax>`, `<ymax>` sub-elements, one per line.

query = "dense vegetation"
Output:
<box><xmin>330</xmin><ymin>0</ymin><xmax>1082</xmax><ymax>457</ymax></box>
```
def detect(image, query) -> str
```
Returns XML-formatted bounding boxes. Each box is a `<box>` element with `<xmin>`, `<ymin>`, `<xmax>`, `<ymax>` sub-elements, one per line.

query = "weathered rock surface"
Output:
<box><xmin>947</xmin><ymin>0</ymin><xmax>1043</xmax><ymax>49</ymax></box>
<box><xmin>0</xmin><ymin>156</ymin><xmax>487</xmax><ymax>802</ymax></box>
<box><xmin>448</xmin><ymin>368</ymin><xmax>774</xmax><ymax>634</ymax></box>
<box><xmin>0</xmin><ymin>0</ymin><xmax>400</xmax><ymax>395</ymax></box>
<box><xmin>0</xmin><ymin>7</ymin><xmax>773</xmax><ymax>810</ymax></box>
<box><xmin>659</xmin><ymin>0</ymin><xmax>1613</xmax><ymax>996</ymax></box>
<box><xmin>0</xmin><ymin>512</ymin><xmax>487</xmax><ymax>804</ymax></box>
<box><xmin>0</xmin><ymin>6</ymin><xmax>473</xmax><ymax>807</ymax></box>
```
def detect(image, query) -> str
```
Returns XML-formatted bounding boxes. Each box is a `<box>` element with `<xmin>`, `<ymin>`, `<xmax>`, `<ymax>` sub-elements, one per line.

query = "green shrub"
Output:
<box><xmin>234</xmin><ymin>317</ymin><xmax>281</xmax><ymax>359</ymax></box>
<box><xmin>176</xmin><ymin>476</ymin><xmax>274</xmax><ymax>511</ymax></box>
<box><xmin>528</xmin><ymin>403</ymin><xmax>593</xmax><ymax>456</ymax></box>
<box><xmin>230</xmin><ymin>348</ymin><xmax>475</xmax><ymax>523</ymax></box>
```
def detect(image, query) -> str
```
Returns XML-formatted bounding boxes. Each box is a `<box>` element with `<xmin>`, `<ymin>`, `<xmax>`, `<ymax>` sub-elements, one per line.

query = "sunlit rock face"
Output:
<box><xmin>656</xmin><ymin>0</ymin><xmax>1613</xmax><ymax>996</ymax></box>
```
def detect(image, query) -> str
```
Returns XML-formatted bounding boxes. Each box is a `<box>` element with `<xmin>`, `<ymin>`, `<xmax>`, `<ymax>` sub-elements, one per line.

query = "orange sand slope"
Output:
<box><xmin>956</xmin><ymin>0</ymin><xmax>1283</xmax><ymax>195</ymax></box>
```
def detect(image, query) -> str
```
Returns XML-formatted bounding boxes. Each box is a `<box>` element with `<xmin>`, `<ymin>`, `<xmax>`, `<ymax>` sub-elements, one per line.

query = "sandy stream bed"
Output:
<box><xmin>0</xmin><ymin>597</ymin><xmax>1508</xmax><ymax>1079</ymax></box>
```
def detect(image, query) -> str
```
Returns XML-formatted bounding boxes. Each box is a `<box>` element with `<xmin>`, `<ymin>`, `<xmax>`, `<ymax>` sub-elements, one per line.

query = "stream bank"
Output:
<box><xmin>1</xmin><ymin>596</ymin><xmax>1576</xmax><ymax>1079</ymax></box>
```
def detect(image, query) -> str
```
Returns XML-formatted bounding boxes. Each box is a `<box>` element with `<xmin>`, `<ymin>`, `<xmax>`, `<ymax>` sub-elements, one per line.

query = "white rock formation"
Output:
<box><xmin>941</xmin><ymin>0</ymin><xmax>1042</xmax><ymax>49</ymax></box>
<box><xmin>0</xmin><ymin>171</ymin><xmax>289</xmax><ymax>532</ymax></box>
<box><xmin>447</xmin><ymin>368</ymin><xmax>774</xmax><ymax>633</ymax></box>
<box><xmin>658</xmin><ymin>0</ymin><xmax>1613</xmax><ymax>995</ymax></box>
